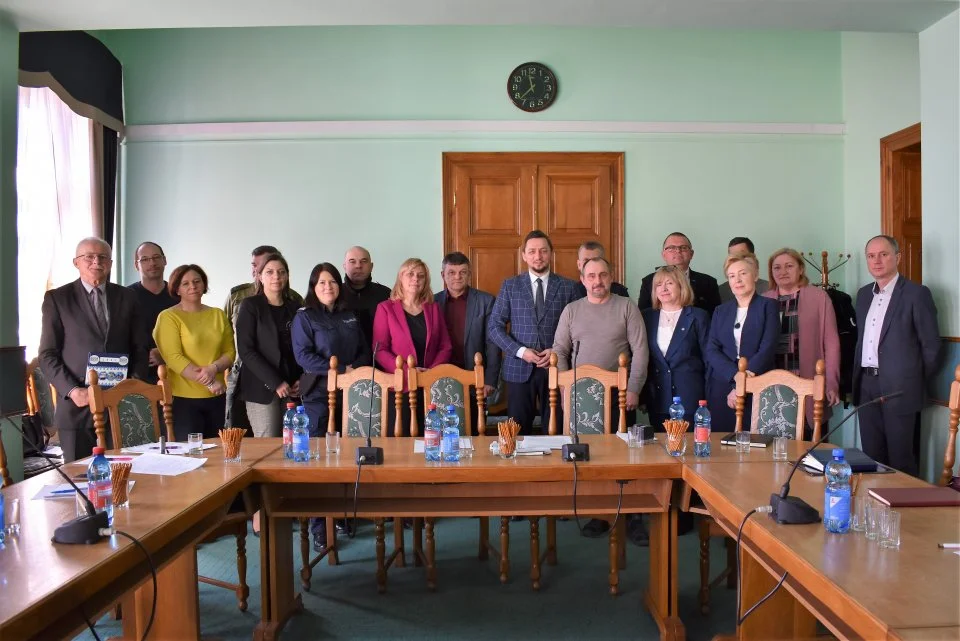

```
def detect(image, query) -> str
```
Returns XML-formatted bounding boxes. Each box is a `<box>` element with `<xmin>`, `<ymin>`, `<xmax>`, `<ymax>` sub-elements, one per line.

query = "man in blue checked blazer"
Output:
<box><xmin>488</xmin><ymin>230</ymin><xmax>581</xmax><ymax>435</ymax></box>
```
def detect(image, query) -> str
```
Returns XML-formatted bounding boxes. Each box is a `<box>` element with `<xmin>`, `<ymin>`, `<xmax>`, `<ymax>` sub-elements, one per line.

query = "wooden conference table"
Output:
<box><xmin>683</xmin><ymin>447</ymin><xmax>960</xmax><ymax>641</ymax></box>
<box><xmin>251</xmin><ymin>434</ymin><xmax>686</xmax><ymax>641</ymax></box>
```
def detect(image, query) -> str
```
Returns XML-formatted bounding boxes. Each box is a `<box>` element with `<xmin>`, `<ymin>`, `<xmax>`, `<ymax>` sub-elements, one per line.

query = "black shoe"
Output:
<box><xmin>335</xmin><ymin>519</ymin><xmax>354</xmax><ymax>536</ymax></box>
<box><xmin>582</xmin><ymin>518</ymin><xmax>610</xmax><ymax>538</ymax></box>
<box><xmin>627</xmin><ymin>519</ymin><xmax>649</xmax><ymax>547</ymax></box>
<box><xmin>313</xmin><ymin>536</ymin><xmax>327</xmax><ymax>553</ymax></box>
<box><xmin>402</xmin><ymin>518</ymin><xmax>413</xmax><ymax>530</ymax></box>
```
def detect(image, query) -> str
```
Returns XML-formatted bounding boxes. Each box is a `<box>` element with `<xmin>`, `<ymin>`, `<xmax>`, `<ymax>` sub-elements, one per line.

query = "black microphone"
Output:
<box><xmin>356</xmin><ymin>342</ymin><xmax>384</xmax><ymax>465</ymax></box>
<box><xmin>770</xmin><ymin>390</ymin><xmax>903</xmax><ymax>524</ymax></box>
<box><xmin>562</xmin><ymin>340</ymin><xmax>590</xmax><ymax>462</ymax></box>
<box><xmin>4</xmin><ymin>417</ymin><xmax>108</xmax><ymax>544</ymax></box>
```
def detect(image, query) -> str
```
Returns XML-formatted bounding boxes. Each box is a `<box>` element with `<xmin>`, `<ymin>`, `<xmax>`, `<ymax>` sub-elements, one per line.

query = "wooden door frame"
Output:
<box><xmin>442</xmin><ymin>151</ymin><xmax>625</xmax><ymax>281</ymax></box>
<box><xmin>880</xmin><ymin>122</ymin><xmax>921</xmax><ymax>242</ymax></box>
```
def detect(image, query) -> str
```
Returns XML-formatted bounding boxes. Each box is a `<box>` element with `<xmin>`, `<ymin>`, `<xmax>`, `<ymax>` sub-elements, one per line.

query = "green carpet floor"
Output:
<box><xmin>74</xmin><ymin>517</ymin><xmax>738</xmax><ymax>640</ymax></box>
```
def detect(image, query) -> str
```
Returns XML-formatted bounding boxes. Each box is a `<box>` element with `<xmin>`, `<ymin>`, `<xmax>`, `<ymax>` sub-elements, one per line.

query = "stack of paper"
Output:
<box><xmin>130</xmin><ymin>453</ymin><xmax>206</xmax><ymax>476</ymax></box>
<box><xmin>121</xmin><ymin>441</ymin><xmax>218</xmax><ymax>455</ymax></box>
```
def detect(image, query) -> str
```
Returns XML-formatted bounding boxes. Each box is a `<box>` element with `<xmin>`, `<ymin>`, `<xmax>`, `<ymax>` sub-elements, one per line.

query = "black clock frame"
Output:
<box><xmin>507</xmin><ymin>62</ymin><xmax>557</xmax><ymax>113</ymax></box>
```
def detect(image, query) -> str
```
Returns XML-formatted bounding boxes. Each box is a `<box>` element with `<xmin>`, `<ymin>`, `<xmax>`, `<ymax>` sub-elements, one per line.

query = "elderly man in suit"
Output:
<box><xmin>853</xmin><ymin>235</ymin><xmax>940</xmax><ymax>477</ymax></box>
<box><xmin>489</xmin><ymin>230</ymin><xmax>580</xmax><ymax>435</ymax></box>
<box><xmin>637</xmin><ymin>232</ymin><xmax>721</xmax><ymax>315</ymax></box>
<box><xmin>39</xmin><ymin>237</ymin><xmax>149</xmax><ymax>462</ymax></box>
<box><xmin>435</xmin><ymin>252</ymin><xmax>503</xmax><ymax>417</ymax></box>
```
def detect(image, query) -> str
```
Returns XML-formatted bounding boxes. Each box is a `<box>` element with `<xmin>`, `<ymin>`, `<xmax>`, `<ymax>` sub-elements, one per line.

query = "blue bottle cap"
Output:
<box><xmin>296</xmin><ymin>406</ymin><xmax>306</xmax><ymax>413</ymax></box>
<box><xmin>832</xmin><ymin>448</ymin><xmax>844</xmax><ymax>459</ymax></box>
<box><xmin>446</xmin><ymin>405</ymin><xmax>456</xmax><ymax>413</ymax></box>
<box><xmin>672</xmin><ymin>396</ymin><xmax>681</xmax><ymax>403</ymax></box>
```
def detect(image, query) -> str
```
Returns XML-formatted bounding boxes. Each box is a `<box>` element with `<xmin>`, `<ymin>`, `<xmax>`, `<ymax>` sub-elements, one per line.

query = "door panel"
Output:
<box><xmin>900</xmin><ymin>151</ymin><xmax>922</xmax><ymax>282</ymax></box>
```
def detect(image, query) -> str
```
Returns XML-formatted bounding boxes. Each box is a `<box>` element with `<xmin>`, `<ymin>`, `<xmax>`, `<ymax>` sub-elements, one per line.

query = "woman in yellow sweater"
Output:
<box><xmin>154</xmin><ymin>264</ymin><xmax>236</xmax><ymax>440</ymax></box>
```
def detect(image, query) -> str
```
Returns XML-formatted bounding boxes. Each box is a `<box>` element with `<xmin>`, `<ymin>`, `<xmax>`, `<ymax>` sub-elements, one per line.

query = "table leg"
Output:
<box><xmin>376</xmin><ymin>519</ymin><xmax>387</xmax><ymax>594</ymax></box>
<box><xmin>736</xmin><ymin>550</ymin><xmax>816</xmax><ymax>640</ymax></box>
<box><xmin>253</xmin><ymin>515</ymin><xmax>302</xmax><ymax>641</ymax></box>
<box><xmin>478</xmin><ymin>516</ymin><xmax>489</xmax><ymax>560</ymax></box>
<box><xmin>529</xmin><ymin>517</ymin><xmax>541</xmax><ymax>591</ymax></box>
<box><xmin>608</xmin><ymin>518</ymin><xmax>619</xmax><ymax>596</ymax></box>
<box><xmin>120</xmin><ymin>546</ymin><xmax>200</xmax><ymax>641</ymax></box>
<box><xmin>425</xmin><ymin>519</ymin><xmax>436</xmax><ymax>591</ymax></box>
<box><xmin>499</xmin><ymin>516</ymin><xmax>510</xmax><ymax>584</ymax></box>
<box><xmin>645</xmin><ymin>508</ymin><xmax>685</xmax><ymax>641</ymax></box>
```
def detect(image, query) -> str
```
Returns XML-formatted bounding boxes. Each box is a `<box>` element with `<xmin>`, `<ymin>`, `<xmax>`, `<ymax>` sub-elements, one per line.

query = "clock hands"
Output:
<box><xmin>518</xmin><ymin>75</ymin><xmax>537</xmax><ymax>99</ymax></box>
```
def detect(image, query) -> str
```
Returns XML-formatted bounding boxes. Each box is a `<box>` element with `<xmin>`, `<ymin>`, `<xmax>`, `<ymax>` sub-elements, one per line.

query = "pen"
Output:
<box><xmin>50</xmin><ymin>489</ymin><xmax>79</xmax><ymax>495</ymax></box>
<box><xmin>105</xmin><ymin>456</ymin><xmax>135</xmax><ymax>461</ymax></box>
<box><xmin>938</xmin><ymin>543</ymin><xmax>960</xmax><ymax>549</ymax></box>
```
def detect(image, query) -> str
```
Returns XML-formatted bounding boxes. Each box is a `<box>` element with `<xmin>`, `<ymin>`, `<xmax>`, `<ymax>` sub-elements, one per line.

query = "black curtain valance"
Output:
<box><xmin>19</xmin><ymin>31</ymin><xmax>123</xmax><ymax>132</ymax></box>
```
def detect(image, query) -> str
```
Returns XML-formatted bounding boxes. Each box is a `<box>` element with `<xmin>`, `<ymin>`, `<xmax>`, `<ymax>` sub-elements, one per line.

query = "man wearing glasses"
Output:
<box><xmin>637</xmin><ymin>232</ymin><xmax>721</xmax><ymax>315</ymax></box>
<box><xmin>39</xmin><ymin>237</ymin><xmax>149</xmax><ymax>462</ymax></box>
<box><xmin>128</xmin><ymin>241</ymin><xmax>179</xmax><ymax>383</ymax></box>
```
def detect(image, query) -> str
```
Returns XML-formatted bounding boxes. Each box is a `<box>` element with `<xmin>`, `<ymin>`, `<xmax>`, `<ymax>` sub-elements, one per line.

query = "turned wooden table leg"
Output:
<box><xmin>608</xmin><ymin>518</ymin><xmax>620</xmax><ymax>596</ymax></box>
<box><xmin>499</xmin><ymin>516</ymin><xmax>510</xmax><ymax>584</ymax></box>
<box><xmin>299</xmin><ymin>518</ymin><xmax>312</xmax><ymax>590</ymax></box>
<box><xmin>425</xmin><ymin>518</ymin><xmax>437</xmax><ymax>591</ymax></box>
<box><xmin>529</xmin><ymin>517</ymin><xmax>541</xmax><ymax>591</ymax></box>
<box><xmin>375</xmin><ymin>519</ymin><xmax>387</xmax><ymax>593</ymax></box>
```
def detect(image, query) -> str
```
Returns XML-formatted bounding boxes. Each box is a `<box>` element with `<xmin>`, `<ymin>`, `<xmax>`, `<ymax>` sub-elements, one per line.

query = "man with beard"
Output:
<box><xmin>128</xmin><ymin>241</ymin><xmax>178</xmax><ymax>383</ymax></box>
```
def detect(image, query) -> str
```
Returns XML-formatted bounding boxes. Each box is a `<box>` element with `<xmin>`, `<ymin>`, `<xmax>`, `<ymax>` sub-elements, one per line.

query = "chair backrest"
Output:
<box><xmin>328</xmin><ymin>354</ymin><xmax>403</xmax><ymax>438</ymax></box>
<box><xmin>547</xmin><ymin>352</ymin><xmax>628</xmax><ymax>436</ymax></box>
<box><xmin>0</xmin><ymin>436</ymin><xmax>10</xmax><ymax>487</ymax></box>
<box><xmin>940</xmin><ymin>364</ymin><xmax>960</xmax><ymax>487</ymax></box>
<box><xmin>88</xmin><ymin>366</ymin><xmax>174</xmax><ymax>448</ymax></box>
<box><xmin>25</xmin><ymin>358</ymin><xmax>56</xmax><ymax>427</ymax></box>
<box><xmin>410</xmin><ymin>352</ymin><xmax>486</xmax><ymax>435</ymax></box>
<box><xmin>734</xmin><ymin>357</ymin><xmax>825</xmax><ymax>441</ymax></box>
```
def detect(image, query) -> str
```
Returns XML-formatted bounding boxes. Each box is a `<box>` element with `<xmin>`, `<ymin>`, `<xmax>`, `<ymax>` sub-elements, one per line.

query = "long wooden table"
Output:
<box><xmin>684</xmin><ymin>456</ymin><xmax>960</xmax><ymax>641</ymax></box>
<box><xmin>0</xmin><ymin>439</ymin><xmax>280</xmax><ymax>641</ymax></box>
<box><xmin>251</xmin><ymin>434</ymin><xmax>686</xmax><ymax>641</ymax></box>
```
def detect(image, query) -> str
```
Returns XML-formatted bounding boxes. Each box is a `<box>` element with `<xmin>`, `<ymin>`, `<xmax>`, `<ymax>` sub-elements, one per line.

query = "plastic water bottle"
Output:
<box><xmin>424</xmin><ymin>403</ymin><xmax>441</xmax><ymax>462</ymax></box>
<box><xmin>292</xmin><ymin>406</ymin><xmax>311</xmax><ymax>462</ymax></box>
<box><xmin>668</xmin><ymin>396</ymin><xmax>685</xmax><ymax>421</ymax></box>
<box><xmin>282</xmin><ymin>402</ymin><xmax>297</xmax><ymax>459</ymax></box>
<box><xmin>441</xmin><ymin>405</ymin><xmax>461</xmax><ymax>463</ymax></box>
<box><xmin>824</xmin><ymin>449</ymin><xmax>852</xmax><ymax>533</ymax></box>
<box><xmin>693</xmin><ymin>400</ymin><xmax>711</xmax><ymax>458</ymax></box>
<box><xmin>87</xmin><ymin>446</ymin><xmax>114</xmax><ymax>525</ymax></box>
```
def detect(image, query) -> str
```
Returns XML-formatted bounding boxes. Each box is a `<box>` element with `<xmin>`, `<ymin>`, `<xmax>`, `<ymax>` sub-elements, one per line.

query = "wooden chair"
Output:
<box><xmin>298</xmin><ymin>354</ymin><xmax>403</xmax><ymax>593</ymax></box>
<box><xmin>530</xmin><ymin>352</ymin><xmax>628</xmax><ymax>592</ymax></box>
<box><xmin>940</xmin><ymin>364</ymin><xmax>960</xmax><ymax>488</ymax></box>
<box><xmin>26</xmin><ymin>358</ymin><xmax>57</xmax><ymax>438</ymax></box>
<box><xmin>0</xmin><ymin>431</ymin><xmax>10</xmax><ymax>487</ymax></box>
<box><xmin>407</xmin><ymin>353</ymin><xmax>486</xmax><ymax>590</ymax></box>
<box><xmin>88</xmin><ymin>366</ymin><xmax>252</xmax><ymax>612</ymax></box>
<box><xmin>695</xmin><ymin>357</ymin><xmax>826</xmax><ymax>615</ymax></box>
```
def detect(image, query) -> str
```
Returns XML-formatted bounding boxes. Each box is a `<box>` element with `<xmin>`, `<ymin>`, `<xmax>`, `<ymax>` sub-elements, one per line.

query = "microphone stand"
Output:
<box><xmin>356</xmin><ymin>342</ymin><xmax>384</xmax><ymax>465</ymax></box>
<box><xmin>562</xmin><ymin>340</ymin><xmax>589</xmax><ymax>462</ymax></box>
<box><xmin>770</xmin><ymin>391</ymin><xmax>902</xmax><ymax>524</ymax></box>
<box><xmin>4</xmin><ymin>417</ymin><xmax>108</xmax><ymax>544</ymax></box>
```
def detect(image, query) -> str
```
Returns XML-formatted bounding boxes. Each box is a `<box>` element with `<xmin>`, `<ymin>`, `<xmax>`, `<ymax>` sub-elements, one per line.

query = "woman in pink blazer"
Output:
<box><xmin>763</xmin><ymin>248</ymin><xmax>841</xmax><ymax>433</ymax></box>
<box><xmin>372</xmin><ymin>258</ymin><xmax>452</xmax><ymax>392</ymax></box>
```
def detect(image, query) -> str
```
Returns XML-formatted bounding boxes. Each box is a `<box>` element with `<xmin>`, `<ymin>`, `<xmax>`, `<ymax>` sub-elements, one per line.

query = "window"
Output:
<box><xmin>16</xmin><ymin>86</ymin><xmax>96</xmax><ymax>358</ymax></box>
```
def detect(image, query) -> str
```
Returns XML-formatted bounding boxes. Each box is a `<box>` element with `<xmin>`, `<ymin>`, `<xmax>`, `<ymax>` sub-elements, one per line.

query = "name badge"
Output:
<box><xmin>86</xmin><ymin>353</ymin><xmax>129</xmax><ymax>389</ymax></box>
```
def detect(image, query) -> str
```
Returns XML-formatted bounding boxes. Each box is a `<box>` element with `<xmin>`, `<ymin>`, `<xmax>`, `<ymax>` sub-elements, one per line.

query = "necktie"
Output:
<box><xmin>91</xmin><ymin>288</ymin><xmax>108</xmax><ymax>337</ymax></box>
<box><xmin>535</xmin><ymin>278</ymin><xmax>544</xmax><ymax>318</ymax></box>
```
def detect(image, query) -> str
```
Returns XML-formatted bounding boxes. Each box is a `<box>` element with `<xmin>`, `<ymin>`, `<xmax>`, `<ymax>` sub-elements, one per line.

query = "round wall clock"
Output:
<box><xmin>507</xmin><ymin>62</ymin><xmax>557</xmax><ymax>112</ymax></box>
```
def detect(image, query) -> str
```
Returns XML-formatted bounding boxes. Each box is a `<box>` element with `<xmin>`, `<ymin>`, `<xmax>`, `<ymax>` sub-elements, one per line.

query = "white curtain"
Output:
<box><xmin>16</xmin><ymin>86</ymin><xmax>96</xmax><ymax>358</ymax></box>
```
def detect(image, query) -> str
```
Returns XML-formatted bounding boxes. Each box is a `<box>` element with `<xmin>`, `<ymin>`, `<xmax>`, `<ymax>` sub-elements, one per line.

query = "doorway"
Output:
<box><xmin>880</xmin><ymin>123</ymin><xmax>922</xmax><ymax>283</ymax></box>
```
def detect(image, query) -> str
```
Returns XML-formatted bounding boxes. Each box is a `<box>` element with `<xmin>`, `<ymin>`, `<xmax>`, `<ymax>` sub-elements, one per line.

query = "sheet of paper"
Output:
<box><xmin>121</xmin><ymin>441</ymin><xmax>218</xmax><ymax>455</ymax></box>
<box><xmin>413</xmin><ymin>437</ymin><xmax>473</xmax><ymax>453</ymax></box>
<box><xmin>131</xmin><ymin>453</ymin><xmax>206</xmax><ymax>476</ymax></box>
<box><xmin>519</xmin><ymin>436</ymin><xmax>571</xmax><ymax>450</ymax></box>
<box><xmin>33</xmin><ymin>480</ymin><xmax>136</xmax><ymax>500</ymax></box>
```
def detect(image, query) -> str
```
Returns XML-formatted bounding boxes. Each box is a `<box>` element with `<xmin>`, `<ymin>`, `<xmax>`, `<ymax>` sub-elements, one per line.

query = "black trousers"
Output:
<box><xmin>506</xmin><ymin>368</ymin><xmax>556</xmax><ymax>436</ymax></box>
<box><xmin>59</xmin><ymin>420</ymin><xmax>113</xmax><ymax>463</ymax></box>
<box><xmin>858</xmin><ymin>374</ymin><xmax>920</xmax><ymax>477</ymax></box>
<box><xmin>172</xmin><ymin>395</ymin><xmax>226</xmax><ymax>441</ymax></box>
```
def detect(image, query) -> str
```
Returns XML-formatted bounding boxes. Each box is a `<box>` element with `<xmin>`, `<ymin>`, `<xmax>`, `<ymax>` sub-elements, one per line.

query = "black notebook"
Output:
<box><xmin>802</xmin><ymin>448</ymin><xmax>879</xmax><ymax>473</ymax></box>
<box><xmin>719</xmin><ymin>433</ymin><xmax>774</xmax><ymax>448</ymax></box>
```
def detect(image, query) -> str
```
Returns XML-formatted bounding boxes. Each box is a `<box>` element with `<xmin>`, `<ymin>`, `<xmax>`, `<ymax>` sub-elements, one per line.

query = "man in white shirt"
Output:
<box><xmin>852</xmin><ymin>235</ymin><xmax>940</xmax><ymax>476</ymax></box>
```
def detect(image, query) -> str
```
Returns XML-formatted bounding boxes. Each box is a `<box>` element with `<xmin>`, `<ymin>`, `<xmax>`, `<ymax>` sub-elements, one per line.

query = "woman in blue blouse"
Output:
<box><xmin>705</xmin><ymin>252</ymin><xmax>780</xmax><ymax>432</ymax></box>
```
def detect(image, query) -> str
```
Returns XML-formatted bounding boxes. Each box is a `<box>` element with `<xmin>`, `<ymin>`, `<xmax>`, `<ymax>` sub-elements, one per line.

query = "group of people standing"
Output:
<box><xmin>39</xmin><ymin>230</ymin><xmax>940</xmax><ymax>497</ymax></box>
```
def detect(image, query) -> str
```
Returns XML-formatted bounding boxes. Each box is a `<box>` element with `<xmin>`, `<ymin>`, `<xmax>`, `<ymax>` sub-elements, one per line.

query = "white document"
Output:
<box><xmin>122</xmin><ymin>441</ymin><xmax>218</xmax><ymax>455</ymax></box>
<box><xmin>413</xmin><ymin>437</ymin><xmax>473</xmax><ymax>453</ymax></box>
<box><xmin>33</xmin><ymin>480</ymin><xmax>136</xmax><ymax>500</ymax></box>
<box><xmin>131</xmin><ymin>453</ymin><xmax>206</xmax><ymax>476</ymax></box>
<box><xmin>519</xmin><ymin>436</ymin><xmax>571</xmax><ymax>450</ymax></box>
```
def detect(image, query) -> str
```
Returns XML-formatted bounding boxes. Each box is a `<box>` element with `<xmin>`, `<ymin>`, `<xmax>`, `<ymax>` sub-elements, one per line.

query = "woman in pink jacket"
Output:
<box><xmin>763</xmin><ymin>248</ymin><xmax>841</xmax><ymax>436</ymax></box>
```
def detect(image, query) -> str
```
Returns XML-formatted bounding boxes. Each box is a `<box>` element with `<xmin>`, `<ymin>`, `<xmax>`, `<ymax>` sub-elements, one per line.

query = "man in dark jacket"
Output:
<box><xmin>341</xmin><ymin>246</ymin><xmax>391</xmax><ymax>346</ymax></box>
<box><xmin>637</xmin><ymin>232</ymin><xmax>721</xmax><ymax>315</ymax></box>
<box><xmin>39</xmin><ymin>237</ymin><xmax>149</xmax><ymax>462</ymax></box>
<box><xmin>573</xmin><ymin>241</ymin><xmax>629</xmax><ymax>299</ymax></box>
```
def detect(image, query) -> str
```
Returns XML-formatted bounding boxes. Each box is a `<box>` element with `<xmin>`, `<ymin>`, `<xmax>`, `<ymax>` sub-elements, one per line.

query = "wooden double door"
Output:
<box><xmin>442</xmin><ymin>152</ymin><xmax>625</xmax><ymax>298</ymax></box>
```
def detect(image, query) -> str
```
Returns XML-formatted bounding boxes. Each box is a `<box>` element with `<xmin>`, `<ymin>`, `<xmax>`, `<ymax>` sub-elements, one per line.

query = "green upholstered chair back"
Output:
<box><xmin>753</xmin><ymin>384</ymin><xmax>800</xmax><ymax>438</ymax></box>
<box><xmin>429</xmin><ymin>376</ymin><xmax>467</xmax><ymax>432</ymax></box>
<box><xmin>345</xmin><ymin>380</ymin><xmax>383</xmax><ymax>438</ymax></box>
<box><xmin>115</xmin><ymin>393</ymin><xmax>159</xmax><ymax>447</ymax></box>
<box><xmin>568</xmin><ymin>377</ymin><xmax>606</xmax><ymax>435</ymax></box>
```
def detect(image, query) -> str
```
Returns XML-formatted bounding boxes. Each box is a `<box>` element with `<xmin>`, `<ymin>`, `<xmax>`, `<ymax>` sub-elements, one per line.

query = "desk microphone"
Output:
<box><xmin>356</xmin><ymin>342</ymin><xmax>384</xmax><ymax>465</ymax></box>
<box><xmin>4</xmin><ymin>417</ymin><xmax>108</xmax><ymax>544</ymax></box>
<box><xmin>562</xmin><ymin>340</ymin><xmax>589</xmax><ymax>462</ymax></box>
<box><xmin>770</xmin><ymin>390</ymin><xmax>902</xmax><ymax>524</ymax></box>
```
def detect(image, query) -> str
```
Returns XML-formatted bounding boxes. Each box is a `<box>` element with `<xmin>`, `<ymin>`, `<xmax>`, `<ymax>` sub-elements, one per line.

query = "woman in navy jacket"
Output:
<box><xmin>641</xmin><ymin>266</ymin><xmax>710</xmax><ymax>430</ymax></box>
<box><xmin>705</xmin><ymin>252</ymin><xmax>780</xmax><ymax>432</ymax></box>
<box><xmin>292</xmin><ymin>263</ymin><xmax>371</xmax><ymax>437</ymax></box>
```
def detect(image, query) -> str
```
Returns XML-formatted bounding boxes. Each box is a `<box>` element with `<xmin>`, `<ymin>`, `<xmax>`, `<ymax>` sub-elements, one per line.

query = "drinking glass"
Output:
<box><xmin>772</xmin><ymin>436</ymin><xmax>788</xmax><ymax>461</ymax></box>
<box><xmin>628</xmin><ymin>425</ymin><xmax>645</xmax><ymax>448</ymax></box>
<box><xmin>325</xmin><ymin>432</ymin><xmax>340</xmax><ymax>456</ymax></box>
<box><xmin>865</xmin><ymin>500</ymin><xmax>885</xmax><ymax>541</ymax></box>
<box><xmin>880</xmin><ymin>509</ymin><xmax>901</xmax><ymax>549</ymax></box>
<box><xmin>5</xmin><ymin>498</ymin><xmax>19</xmax><ymax>538</ymax></box>
<box><xmin>735</xmin><ymin>431</ymin><xmax>751</xmax><ymax>454</ymax></box>
<box><xmin>187</xmin><ymin>433</ymin><xmax>204</xmax><ymax>456</ymax></box>
<box><xmin>851</xmin><ymin>495</ymin><xmax>868</xmax><ymax>532</ymax></box>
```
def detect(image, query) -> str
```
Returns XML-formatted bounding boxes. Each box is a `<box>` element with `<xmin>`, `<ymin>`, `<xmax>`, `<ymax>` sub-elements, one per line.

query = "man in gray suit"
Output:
<box><xmin>853</xmin><ymin>235</ymin><xmax>940</xmax><ymax>476</ymax></box>
<box><xmin>434</xmin><ymin>252</ymin><xmax>502</xmax><ymax>430</ymax></box>
<box><xmin>39</xmin><ymin>237</ymin><xmax>149</xmax><ymax>462</ymax></box>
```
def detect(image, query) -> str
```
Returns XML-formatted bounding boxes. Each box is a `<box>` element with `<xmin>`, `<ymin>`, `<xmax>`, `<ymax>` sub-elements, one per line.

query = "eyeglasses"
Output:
<box><xmin>136</xmin><ymin>255</ymin><xmax>165</xmax><ymax>264</ymax></box>
<box><xmin>663</xmin><ymin>245</ymin><xmax>691</xmax><ymax>253</ymax></box>
<box><xmin>76</xmin><ymin>253</ymin><xmax>111</xmax><ymax>264</ymax></box>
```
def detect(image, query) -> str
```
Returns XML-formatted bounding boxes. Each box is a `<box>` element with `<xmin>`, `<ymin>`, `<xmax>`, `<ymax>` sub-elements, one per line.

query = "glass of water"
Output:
<box><xmin>187</xmin><ymin>433</ymin><xmax>204</xmax><ymax>456</ymax></box>
<box><xmin>772</xmin><ymin>436</ymin><xmax>788</xmax><ymax>461</ymax></box>
<box><xmin>325</xmin><ymin>432</ymin><xmax>340</xmax><ymax>456</ymax></box>
<box><xmin>735</xmin><ymin>431</ymin><xmax>751</xmax><ymax>454</ymax></box>
<box><xmin>851</xmin><ymin>495</ymin><xmax>868</xmax><ymax>532</ymax></box>
<box><xmin>865</xmin><ymin>500</ymin><xmax>885</xmax><ymax>541</ymax></box>
<box><xmin>880</xmin><ymin>509</ymin><xmax>901</xmax><ymax>549</ymax></box>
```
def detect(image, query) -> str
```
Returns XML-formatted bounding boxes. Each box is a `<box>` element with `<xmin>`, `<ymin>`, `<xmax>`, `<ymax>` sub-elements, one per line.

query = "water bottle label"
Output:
<box><xmin>826</xmin><ymin>494</ymin><xmax>850</xmax><ymax>520</ymax></box>
<box><xmin>441</xmin><ymin>435</ymin><xmax>458</xmax><ymax>453</ymax></box>
<box><xmin>283</xmin><ymin>427</ymin><xmax>292</xmax><ymax>446</ymax></box>
<box><xmin>425</xmin><ymin>431</ymin><xmax>440</xmax><ymax>448</ymax></box>
<box><xmin>294</xmin><ymin>433</ymin><xmax>309</xmax><ymax>453</ymax></box>
<box><xmin>694</xmin><ymin>427</ymin><xmax>709</xmax><ymax>443</ymax></box>
<box><xmin>88</xmin><ymin>480</ymin><xmax>112</xmax><ymax>510</ymax></box>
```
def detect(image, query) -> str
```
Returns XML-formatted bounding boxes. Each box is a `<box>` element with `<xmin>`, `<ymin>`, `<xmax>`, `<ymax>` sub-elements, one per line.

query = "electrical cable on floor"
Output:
<box><xmin>80</xmin><ymin>606</ymin><xmax>103</xmax><ymax>641</ymax></box>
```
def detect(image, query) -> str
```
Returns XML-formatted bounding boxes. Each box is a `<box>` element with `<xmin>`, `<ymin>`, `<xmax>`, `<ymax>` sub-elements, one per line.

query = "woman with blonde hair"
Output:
<box><xmin>762</xmin><ymin>248</ymin><xmax>841</xmax><ymax>431</ymax></box>
<box><xmin>641</xmin><ymin>266</ymin><xmax>711</xmax><ymax>429</ymax></box>
<box><xmin>705</xmin><ymin>252</ymin><xmax>780</xmax><ymax>432</ymax></box>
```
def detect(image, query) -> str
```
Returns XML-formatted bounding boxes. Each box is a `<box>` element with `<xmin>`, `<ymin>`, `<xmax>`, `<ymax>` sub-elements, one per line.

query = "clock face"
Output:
<box><xmin>507</xmin><ymin>62</ymin><xmax>557</xmax><ymax>112</ymax></box>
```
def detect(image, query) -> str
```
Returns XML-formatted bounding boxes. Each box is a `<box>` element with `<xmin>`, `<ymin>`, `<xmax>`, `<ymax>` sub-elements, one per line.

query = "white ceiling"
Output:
<box><xmin>1</xmin><ymin>0</ymin><xmax>956</xmax><ymax>33</ymax></box>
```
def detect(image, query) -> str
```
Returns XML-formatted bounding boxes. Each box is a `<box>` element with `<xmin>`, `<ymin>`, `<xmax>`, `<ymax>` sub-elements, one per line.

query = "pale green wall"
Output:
<box><xmin>919</xmin><ymin>9</ymin><xmax>960</xmax><ymax>483</ymax></box>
